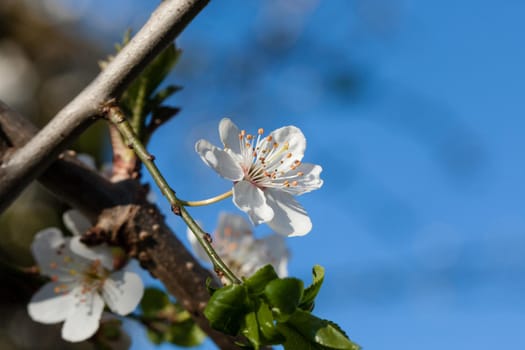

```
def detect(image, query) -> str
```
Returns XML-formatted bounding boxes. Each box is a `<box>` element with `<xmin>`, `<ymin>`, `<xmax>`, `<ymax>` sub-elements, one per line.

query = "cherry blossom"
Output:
<box><xmin>27</xmin><ymin>212</ymin><xmax>144</xmax><ymax>342</ymax></box>
<box><xmin>195</xmin><ymin>118</ymin><xmax>323</xmax><ymax>236</ymax></box>
<box><xmin>188</xmin><ymin>213</ymin><xmax>289</xmax><ymax>278</ymax></box>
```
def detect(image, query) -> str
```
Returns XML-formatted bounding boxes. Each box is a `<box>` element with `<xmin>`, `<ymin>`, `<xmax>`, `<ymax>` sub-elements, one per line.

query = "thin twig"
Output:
<box><xmin>104</xmin><ymin>103</ymin><xmax>242</xmax><ymax>285</ymax></box>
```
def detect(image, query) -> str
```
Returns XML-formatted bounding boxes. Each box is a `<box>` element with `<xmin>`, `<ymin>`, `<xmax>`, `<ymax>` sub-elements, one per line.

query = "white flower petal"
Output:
<box><xmin>278</xmin><ymin>163</ymin><xmax>324</xmax><ymax>195</ymax></box>
<box><xmin>265</xmin><ymin>189</ymin><xmax>312</xmax><ymax>236</ymax></box>
<box><xmin>102</xmin><ymin>270</ymin><xmax>144</xmax><ymax>315</ymax></box>
<box><xmin>295</xmin><ymin>163</ymin><xmax>323</xmax><ymax>191</ymax></box>
<box><xmin>69</xmin><ymin>237</ymin><xmax>114</xmax><ymax>270</ymax></box>
<box><xmin>195</xmin><ymin>139</ymin><xmax>244</xmax><ymax>181</ymax></box>
<box><xmin>61</xmin><ymin>288</ymin><xmax>105</xmax><ymax>342</ymax></box>
<box><xmin>31</xmin><ymin>228</ymin><xmax>69</xmax><ymax>276</ymax></box>
<box><xmin>219</xmin><ymin>117</ymin><xmax>242</xmax><ymax>154</ymax></box>
<box><xmin>232</xmin><ymin>181</ymin><xmax>274</xmax><ymax>225</ymax></box>
<box><xmin>269</xmin><ymin>125</ymin><xmax>306</xmax><ymax>168</ymax></box>
<box><xmin>215</xmin><ymin>212</ymin><xmax>254</xmax><ymax>243</ymax></box>
<box><xmin>63</xmin><ymin>209</ymin><xmax>92</xmax><ymax>236</ymax></box>
<box><xmin>27</xmin><ymin>282</ymin><xmax>74</xmax><ymax>324</ymax></box>
<box><xmin>186</xmin><ymin>226</ymin><xmax>211</xmax><ymax>262</ymax></box>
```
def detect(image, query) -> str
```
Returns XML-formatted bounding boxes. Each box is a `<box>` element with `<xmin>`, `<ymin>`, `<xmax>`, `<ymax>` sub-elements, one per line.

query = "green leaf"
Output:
<box><xmin>166</xmin><ymin>319</ymin><xmax>206</xmax><ymax>347</ymax></box>
<box><xmin>204</xmin><ymin>284</ymin><xmax>251</xmax><ymax>335</ymax></box>
<box><xmin>206</xmin><ymin>277</ymin><xmax>219</xmax><ymax>295</ymax></box>
<box><xmin>286</xmin><ymin>309</ymin><xmax>360</xmax><ymax>350</ymax></box>
<box><xmin>276</xmin><ymin>323</ymin><xmax>321</xmax><ymax>350</ymax></box>
<box><xmin>242</xmin><ymin>311</ymin><xmax>260</xmax><ymax>349</ymax></box>
<box><xmin>120</xmin><ymin>43</ymin><xmax>181</xmax><ymax>139</ymax></box>
<box><xmin>148</xmin><ymin>85</ymin><xmax>182</xmax><ymax>110</ymax></box>
<box><xmin>244</xmin><ymin>264</ymin><xmax>279</xmax><ymax>296</ymax></box>
<box><xmin>140</xmin><ymin>287</ymin><xmax>170</xmax><ymax>318</ymax></box>
<box><xmin>256</xmin><ymin>301</ymin><xmax>284</xmax><ymax>344</ymax></box>
<box><xmin>299</xmin><ymin>265</ymin><xmax>325</xmax><ymax>311</ymax></box>
<box><xmin>146</xmin><ymin>329</ymin><xmax>164</xmax><ymax>345</ymax></box>
<box><xmin>264</xmin><ymin>278</ymin><xmax>304</xmax><ymax>321</ymax></box>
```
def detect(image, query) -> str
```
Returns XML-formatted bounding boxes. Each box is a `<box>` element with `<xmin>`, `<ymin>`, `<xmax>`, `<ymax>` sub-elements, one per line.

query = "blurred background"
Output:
<box><xmin>1</xmin><ymin>0</ymin><xmax>524</xmax><ymax>349</ymax></box>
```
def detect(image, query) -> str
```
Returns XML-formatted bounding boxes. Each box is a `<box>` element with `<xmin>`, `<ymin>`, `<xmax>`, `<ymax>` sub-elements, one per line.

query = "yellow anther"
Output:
<box><xmin>54</xmin><ymin>286</ymin><xmax>61</xmax><ymax>294</ymax></box>
<box><xmin>273</xmin><ymin>142</ymin><xmax>278</xmax><ymax>148</ymax></box>
<box><xmin>258</xmin><ymin>128</ymin><xmax>264</xmax><ymax>135</ymax></box>
<box><xmin>253</xmin><ymin>151</ymin><xmax>257</xmax><ymax>157</ymax></box>
<box><xmin>297</xmin><ymin>171</ymin><xmax>304</xmax><ymax>176</ymax></box>
<box><xmin>240</xmin><ymin>130</ymin><xmax>246</xmax><ymax>136</ymax></box>
<box><xmin>286</xmin><ymin>153</ymin><xmax>292</xmax><ymax>158</ymax></box>
<box><xmin>267</xmin><ymin>135</ymin><xmax>273</xmax><ymax>142</ymax></box>
<box><xmin>292</xmin><ymin>181</ymin><xmax>298</xmax><ymax>186</ymax></box>
<box><xmin>247</xmin><ymin>134</ymin><xmax>253</xmax><ymax>140</ymax></box>
<box><xmin>69</xmin><ymin>269</ymin><xmax>77</xmax><ymax>276</ymax></box>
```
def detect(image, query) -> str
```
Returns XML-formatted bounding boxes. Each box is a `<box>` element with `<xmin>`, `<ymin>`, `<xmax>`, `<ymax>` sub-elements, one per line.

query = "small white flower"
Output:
<box><xmin>195</xmin><ymin>118</ymin><xmax>323</xmax><ymax>236</ymax></box>
<box><xmin>27</xmin><ymin>211</ymin><xmax>144</xmax><ymax>343</ymax></box>
<box><xmin>188</xmin><ymin>213</ymin><xmax>289</xmax><ymax>278</ymax></box>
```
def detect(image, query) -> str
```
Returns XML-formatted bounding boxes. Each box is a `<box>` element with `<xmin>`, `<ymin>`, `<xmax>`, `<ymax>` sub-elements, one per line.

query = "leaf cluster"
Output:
<box><xmin>204</xmin><ymin>265</ymin><xmax>360</xmax><ymax>350</ymax></box>
<box><xmin>138</xmin><ymin>287</ymin><xmax>206</xmax><ymax>347</ymax></box>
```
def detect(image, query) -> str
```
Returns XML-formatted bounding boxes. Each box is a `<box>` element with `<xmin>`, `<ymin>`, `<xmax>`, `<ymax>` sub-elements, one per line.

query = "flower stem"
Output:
<box><xmin>105</xmin><ymin>103</ymin><xmax>241</xmax><ymax>284</ymax></box>
<box><xmin>180</xmin><ymin>190</ymin><xmax>233</xmax><ymax>207</ymax></box>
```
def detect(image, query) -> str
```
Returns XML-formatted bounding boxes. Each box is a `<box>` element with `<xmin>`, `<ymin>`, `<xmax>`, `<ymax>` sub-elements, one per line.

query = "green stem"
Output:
<box><xmin>180</xmin><ymin>190</ymin><xmax>233</xmax><ymax>207</ymax></box>
<box><xmin>105</xmin><ymin>103</ymin><xmax>241</xmax><ymax>284</ymax></box>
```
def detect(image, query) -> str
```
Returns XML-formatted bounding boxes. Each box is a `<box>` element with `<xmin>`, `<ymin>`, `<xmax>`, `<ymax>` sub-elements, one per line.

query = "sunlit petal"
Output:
<box><xmin>266</xmin><ymin>189</ymin><xmax>312</xmax><ymax>236</ymax></box>
<box><xmin>102</xmin><ymin>270</ymin><xmax>144</xmax><ymax>315</ymax></box>
<box><xmin>219</xmin><ymin>117</ymin><xmax>242</xmax><ymax>154</ymax></box>
<box><xmin>27</xmin><ymin>282</ymin><xmax>74</xmax><ymax>324</ymax></box>
<box><xmin>195</xmin><ymin>139</ymin><xmax>244</xmax><ymax>180</ymax></box>
<box><xmin>268</xmin><ymin>125</ymin><xmax>306</xmax><ymax>169</ymax></box>
<box><xmin>61</xmin><ymin>288</ymin><xmax>104</xmax><ymax>342</ymax></box>
<box><xmin>31</xmin><ymin>228</ymin><xmax>70</xmax><ymax>276</ymax></box>
<box><xmin>233</xmin><ymin>181</ymin><xmax>274</xmax><ymax>225</ymax></box>
<box><xmin>69</xmin><ymin>237</ymin><xmax>114</xmax><ymax>270</ymax></box>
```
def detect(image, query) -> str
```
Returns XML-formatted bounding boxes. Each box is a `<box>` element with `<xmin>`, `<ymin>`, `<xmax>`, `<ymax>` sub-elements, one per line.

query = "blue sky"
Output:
<box><xmin>69</xmin><ymin>0</ymin><xmax>525</xmax><ymax>348</ymax></box>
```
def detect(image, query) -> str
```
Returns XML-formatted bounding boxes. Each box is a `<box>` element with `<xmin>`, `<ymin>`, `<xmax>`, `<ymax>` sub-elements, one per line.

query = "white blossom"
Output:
<box><xmin>27</xmin><ymin>211</ymin><xmax>144</xmax><ymax>342</ymax></box>
<box><xmin>195</xmin><ymin>118</ymin><xmax>323</xmax><ymax>236</ymax></box>
<box><xmin>188</xmin><ymin>213</ymin><xmax>289</xmax><ymax>278</ymax></box>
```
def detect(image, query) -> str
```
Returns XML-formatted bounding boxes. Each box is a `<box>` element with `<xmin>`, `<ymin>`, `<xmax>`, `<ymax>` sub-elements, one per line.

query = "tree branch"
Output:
<box><xmin>0</xmin><ymin>101</ymin><xmax>243</xmax><ymax>349</ymax></box>
<box><xmin>0</xmin><ymin>0</ymin><xmax>248</xmax><ymax>347</ymax></box>
<box><xmin>0</xmin><ymin>0</ymin><xmax>209</xmax><ymax>214</ymax></box>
